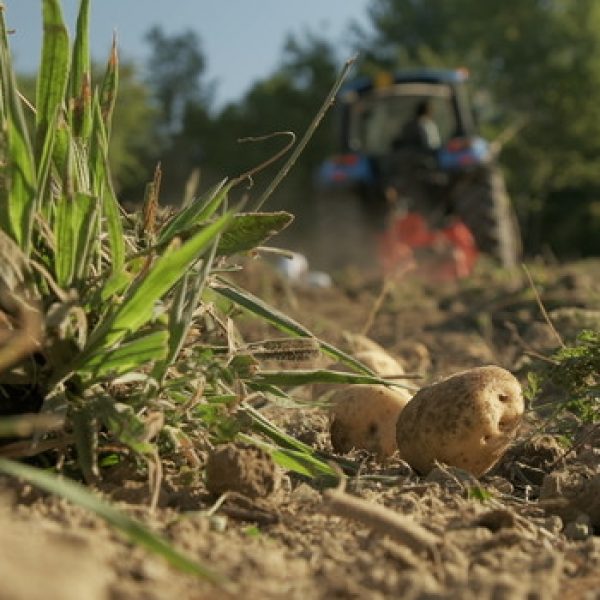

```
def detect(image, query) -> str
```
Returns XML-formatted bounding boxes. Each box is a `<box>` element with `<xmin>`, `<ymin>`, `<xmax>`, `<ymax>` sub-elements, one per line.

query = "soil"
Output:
<box><xmin>1</xmin><ymin>258</ymin><xmax>599</xmax><ymax>600</ymax></box>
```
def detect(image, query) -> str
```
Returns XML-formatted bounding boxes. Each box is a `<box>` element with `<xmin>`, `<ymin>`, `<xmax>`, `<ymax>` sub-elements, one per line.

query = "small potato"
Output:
<box><xmin>330</xmin><ymin>385</ymin><xmax>412</xmax><ymax>459</ymax></box>
<box><xmin>344</xmin><ymin>332</ymin><xmax>390</xmax><ymax>355</ymax></box>
<box><xmin>396</xmin><ymin>365</ymin><xmax>524</xmax><ymax>476</ymax></box>
<box><xmin>353</xmin><ymin>349</ymin><xmax>405</xmax><ymax>379</ymax></box>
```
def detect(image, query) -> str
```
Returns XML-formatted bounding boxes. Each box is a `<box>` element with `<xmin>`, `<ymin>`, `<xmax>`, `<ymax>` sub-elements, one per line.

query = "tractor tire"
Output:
<box><xmin>451</xmin><ymin>166</ymin><xmax>522</xmax><ymax>268</ymax></box>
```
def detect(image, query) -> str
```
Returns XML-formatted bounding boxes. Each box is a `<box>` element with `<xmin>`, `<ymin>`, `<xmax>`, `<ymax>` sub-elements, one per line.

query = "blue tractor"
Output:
<box><xmin>316</xmin><ymin>68</ymin><xmax>521</xmax><ymax>269</ymax></box>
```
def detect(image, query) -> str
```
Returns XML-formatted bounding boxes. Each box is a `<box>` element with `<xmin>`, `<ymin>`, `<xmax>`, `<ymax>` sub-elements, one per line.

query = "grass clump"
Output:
<box><xmin>0</xmin><ymin>0</ymin><xmax>368</xmax><ymax>582</ymax></box>
<box><xmin>527</xmin><ymin>329</ymin><xmax>599</xmax><ymax>443</ymax></box>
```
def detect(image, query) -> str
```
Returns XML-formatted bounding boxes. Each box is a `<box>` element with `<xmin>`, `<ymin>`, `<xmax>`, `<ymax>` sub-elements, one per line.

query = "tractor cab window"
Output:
<box><xmin>348</xmin><ymin>83</ymin><xmax>457</xmax><ymax>156</ymax></box>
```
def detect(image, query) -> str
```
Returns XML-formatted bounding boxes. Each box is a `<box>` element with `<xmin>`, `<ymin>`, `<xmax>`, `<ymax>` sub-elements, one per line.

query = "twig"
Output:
<box><xmin>503</xmin><ymin>320</ymin><xmax>558</xmax><ymax>364</ymax></box>
<box><xmin>322</xmin><ymin>487</ymin><xmax>439</xmax><ymax>556</ymax></box>
<box><xmin>361</xmin><ymin>276</ymin><xmax>393</xmax><ymax>337</ymax></box>
<box><xmin>232</xmin><ymin>131</ymin><xmax>296</xmax><ymax>189</ymax></box>
<box><xmin>522</xmin><ymin>264</ymin><xmax>565</xmax><ymax>349</ymax></box>
<box><xmin>547</xmin><ymin>422</ymin><xmax>600</xmax><ymax>469</ymax></box>
<box><xmin>253</xmin><ymin>54</ymin><xmax>358</xmax><ymax>212</ymax></box>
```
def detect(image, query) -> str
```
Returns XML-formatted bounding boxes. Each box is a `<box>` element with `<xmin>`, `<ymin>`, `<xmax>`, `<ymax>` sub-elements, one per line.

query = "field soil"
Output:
<box><xmin>1</xmin><ymin>257</ymin><xmax>599</xmax><ymax>600</ymax></box>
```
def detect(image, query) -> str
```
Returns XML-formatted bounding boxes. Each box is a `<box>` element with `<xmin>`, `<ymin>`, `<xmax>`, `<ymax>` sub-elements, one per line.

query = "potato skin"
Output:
<box><xmin>396</xmin><ymin>365</ymin><xmax>524</xmax><ymax>476</ymax></box>
<box><xmin>330</xmin><ymin>385</ymin><xmax>411</xmax><ymax>459</ymax></box>
<box><xmin>353</xmin><ymin>349</ymin><xmax>405</xmax><ymax>379</ymax></box>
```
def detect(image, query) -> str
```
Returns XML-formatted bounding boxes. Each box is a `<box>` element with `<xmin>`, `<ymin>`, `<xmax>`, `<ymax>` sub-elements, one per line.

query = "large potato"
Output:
<box><xmin>396</xmin><ymin>365</ymin><xmax>524</xmax><ymax>476</ymax></box>
<box><xmin>330</xmin><ymin>385</ymin><xmax>412</xmax><ymax>459</ymax></box>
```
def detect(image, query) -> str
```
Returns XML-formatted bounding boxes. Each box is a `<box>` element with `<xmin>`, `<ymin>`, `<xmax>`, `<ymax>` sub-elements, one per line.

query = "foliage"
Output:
<box><xmin>356</xmin><ymin>0</ymin><xmax>600</xmax><ymax>256</ymax></box>
<box><xmin>0</xmin><ymin>0</ymin><xmax>371</xmax><ymax>576</ymax></box>
<box><xmin>546</xmin><ymin>330</ymin><xmax>599</xmax><ymax>423</ymax></box>
<box><xmin>528</xmin><ymin>330</ymin><xmax>599</xmax><ymax>427</ymax></box>
<box><xmin>142</xmin><ymin>30</ymin><xmax>342</xmax><ymax>206</ymax></box>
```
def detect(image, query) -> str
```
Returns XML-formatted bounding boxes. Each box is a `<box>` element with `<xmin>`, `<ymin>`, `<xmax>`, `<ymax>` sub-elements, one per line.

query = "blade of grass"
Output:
<box><xmin>240</xmin><ymin>405</ymin><xmax>360</xmax><ymax>476</ymax></box>
<box><xmin>211</xmin><ymin>278</ymin><xmax>380</xmax><ymax>376</ymax></box>
<box><xmin>0</xmin><ymin>8</ymin><xmax>37</xmax><ymax>250</ymax></box>
<box><xmin>79</xmin><ymin>329</ymin><xmax>168</xmax><ymax>381</ymax></box>
<box><xmin>253</xmin><ymin>55</ymin><xmax>357</xmax><ymax>211</ymax></box>
<box><xmin>248</xmin><ymin>368</ymin><xmax>413</xmax><ymax>389</ymax></box>
<box><xmin>90</xmin><ymin>95</ymin><xmax>125</xmax><ymax>271</ymax></box>
<box><xmin>0</xmin><ymin>458</ymin><xmax>227</xmax><ymax>585</ymax></box>
<box><xmin>99</xmin><ymin>33</ymin><xmax>118</xmax><ymax>135</ymax></box>
<box><xmin>157</xmin><ymin>178</ymin><xmax>230</xmax><ymax>246</ymax></box>
<box><xmin>68</xmin><ymin>0</ymin><xmax>92</xmax><ymax>139</ymax></box>
<box><xmin>36</xmin><ymin>0</ymin><xmax>70</xmax><ymax>159</ymax></box>
<box><xmin>54</xmin><ymin>192</ymin><xmax>97</xmax><ymax>287</ymax></box>
<box><xmin>237</xmin><ymin>433</ymin><xmax>339</xmax><ymax>484</ymax></box>
<box><xmin>71</xmin><ymin>212</ymin><xmax>234</xmax><ymax>375</ymax></box>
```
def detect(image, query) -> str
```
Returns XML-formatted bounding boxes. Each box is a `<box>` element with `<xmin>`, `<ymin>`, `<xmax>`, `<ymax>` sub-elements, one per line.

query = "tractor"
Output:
<box><xmin>314</xmin><ymin>68</ymin><xmax>521</xmax><ymax>275</ymax></box>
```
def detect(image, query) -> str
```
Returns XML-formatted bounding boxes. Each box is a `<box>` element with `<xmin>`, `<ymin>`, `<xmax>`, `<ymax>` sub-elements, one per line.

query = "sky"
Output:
<box><xmin>4</xmin><ymin>0</ymin><xmax>373</xmax><ymax>107</ymax></box>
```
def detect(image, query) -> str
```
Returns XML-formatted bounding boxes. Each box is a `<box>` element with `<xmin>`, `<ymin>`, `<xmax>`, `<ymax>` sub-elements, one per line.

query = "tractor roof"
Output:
<box><xmin>342</xmin><ymin>68</ymin><xmax>469</xmax><ymax>96</ymax></box>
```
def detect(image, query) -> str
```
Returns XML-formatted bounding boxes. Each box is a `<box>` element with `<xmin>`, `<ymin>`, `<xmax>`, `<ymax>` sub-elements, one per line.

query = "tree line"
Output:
<box><xmin>18</xmin><ymin>0</ymin><xmax>600</xmax><ymax>257</ymax></box>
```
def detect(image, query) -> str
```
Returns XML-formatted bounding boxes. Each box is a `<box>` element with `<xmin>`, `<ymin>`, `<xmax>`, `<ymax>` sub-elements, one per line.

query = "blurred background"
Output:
<box><xmin>5</xmin><ymin>0</ymin><xmax>600</xmax><ymax>258</ymax></box>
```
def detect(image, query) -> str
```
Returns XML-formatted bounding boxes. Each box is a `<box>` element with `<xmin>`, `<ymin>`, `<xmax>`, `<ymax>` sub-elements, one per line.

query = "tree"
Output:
<box><xmin>357</xmin><ymin>0</ymin><xmax>600</xmax><ymax>255</ymax></box>
<box><xmin>144</xmin><ymin>26</ymin><xmax>211</xmax><ymax>134</ymax></box>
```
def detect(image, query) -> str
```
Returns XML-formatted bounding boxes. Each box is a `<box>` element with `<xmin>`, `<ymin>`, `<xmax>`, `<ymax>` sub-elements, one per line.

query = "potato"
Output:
<box><xmin>353</xmin><ymin>349</ymin><xmax>405</xmax><ymax>379</ymax></box>
<box><xmin>396</xmin><ymin>365</ymin><xmax>524</xmax><ymax>476</ymax></box>
<box><xmin>343</xmin><ymin>332</ymin><xmax>389</xmax><ymax>355</ymax></box>
<box><xmin>330</xmin><ymin>385</ymin><xmax>412</xmax><ymax>459</ymax></box>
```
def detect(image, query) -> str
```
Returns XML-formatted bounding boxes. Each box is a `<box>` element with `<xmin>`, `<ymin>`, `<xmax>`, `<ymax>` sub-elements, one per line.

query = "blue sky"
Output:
<box><xmin>4</xmin><ymin>1</ymin><xmax>372</xmax><ymax>107</ymax></box>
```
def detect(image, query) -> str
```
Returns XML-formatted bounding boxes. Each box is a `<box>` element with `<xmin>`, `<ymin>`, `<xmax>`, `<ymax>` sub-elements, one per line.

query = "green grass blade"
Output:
<box><xmin>249</xmin><ymin>368</ymin><xmax>402</xmax><ymax>388</ymax></box>
<box><xmin>0</xmin><ymin>458</ymin><xmax>227</xmax><ymax>585</ymax></box>
<box><xmin>216</xmin><ymin>212</ymin><xmax>293</xmax><ymax>256</ymax></box>
<box><xmin>68</xmin><ymin>0</ymin><xmax>92</xmax><ymax>139</ymax></box>
<box><xmin>71</xmin><ymin>404</ymin><xmax>99</xmax><ymax>482</ymax></box>
<box><xmin>153</xmin><ymin>226</ymin><xmax>220</xmax><ymax>382</ymax></box>
<box><xmin>90</xmin><ymin>95</ymin><xmax>125</xmax><ymax>271</ymax></box>
<box><xmin>241</xmin><ymin>405</ymin><xmax>359</xmax><ymax>476</ymax></box>
<box><xmin>79</xmin><ymin>213</ymin><xmax>233</xmax><ymax>366</ymax></box>
<box><xmin>0</xmin><ymin>9</ymin><xmax>37</xmax><ymax>250</ymax></box>
<box><xmin>99</xmin><ymin>34</ymin><xmax>118</xmax><ymax>135</ymax></box>
<box><xmin>238</xmin><ymin>433</ymin><xmax>338</xmax><ymax>484</ymax></box>
<box><xmin>79</xmin><ymin>329</ymin><xmax>168</xmax><ymax>381</ymax></box>
<box><xmin>157</xmin><ymin>178</ymin><xmax>230</xmax><ymax>245</ymax></box>
<box><xmin>211</xmin><ymin>278</ymin><xmax>377</xmax><ymax>375</ymax></box>
<box><xmin>54</xmin><ymin>192</ymin><xmax>97</xmax><ymax>287</ymax></box>
<box><xmin>36</xmin><ymin>0</ymin><xmax>69</xmax><ymax>158</ymax></box>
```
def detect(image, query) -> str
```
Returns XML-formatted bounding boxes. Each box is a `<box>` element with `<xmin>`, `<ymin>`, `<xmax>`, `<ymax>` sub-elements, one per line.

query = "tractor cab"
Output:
<box><xmin>316</xmin><ymin>68</ymin><xmax>490</xmax><ymax>190</ymax></box>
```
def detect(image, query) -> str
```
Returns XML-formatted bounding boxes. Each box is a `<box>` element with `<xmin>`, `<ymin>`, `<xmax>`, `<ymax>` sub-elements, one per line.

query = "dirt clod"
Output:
<box><xmin>205</xmin><ymin>443</ymin><xmax>281</xmax><ymax>499</ymax></box>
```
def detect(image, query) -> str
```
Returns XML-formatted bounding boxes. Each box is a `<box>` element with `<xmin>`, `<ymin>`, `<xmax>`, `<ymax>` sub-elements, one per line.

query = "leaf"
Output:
<box><xmin>93</xmin><ymin>398</ymin><xmax>155</xmax><ymax>455</ymax></box>
<box><xmin>79</xmin><ymin>329</ymin><xmax>168</xmax><ymax>382</ymax></box>
<box><xmin>71</xmin><ymin>404</ymin><xmax>99</xmax><ymax>483</ymax></box>
<box><xmin>77</xmin><ymin>213</ymin><xmax>233</xmax><ymax>370</ymax></box>
<box><xmin>54</xmin><ymin>192</ymin><xmax>97</xmax><ymax>287</ymax></box>
<box><xmin>0</xmin><ymin>9</ymin><xmax>37</xmax><ymax>250</ymax></box>
<box><xmin>90</xmin><ymin>95</ymin><xmax>125</xmax><ymax>271</ymax></box>
<box><xmin>211</xmin><ymin>278</ymin><xmax>380</xmax><ymax>376</ymax></box>
<box><xmin>36</xmin><ymin>0</ymin><xmax>70</xmax><ymax>159</ymax></box>
<box><xmin>0</xmin><ymin>458</ymin><xmax>227</xmax><ymax>585</ymax></box>
<box><xmin>216</xmin><ymin>212</ymin><xmax>294</xmax><ymax>256</ymax></box>
<box><xmin>237</xmin><ymin>433</ymin><xmax>339</xmax><ymax>485</ymax></box>
<box><xmin>99</xmin><ymin>34</ymin><xmax>119</xmax><ymax>134</ymax></box>
<box><xmin>68</xmin><ymin>0</ymin><xmax>92</xmax><ymax>139</ymax></box>
<box><xmin>248</xmin><ymin>369</ymin><xmax>396</xmax><ymax>388</ymax></box>
<box><xmin>157</xmin><ymin>178</ymin><xmax>230</xmax><ymax>245</ymax></box>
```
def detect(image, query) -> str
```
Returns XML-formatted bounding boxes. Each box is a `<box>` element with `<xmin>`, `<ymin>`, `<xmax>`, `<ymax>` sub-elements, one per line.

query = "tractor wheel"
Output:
<box><xmin>451</xmin><ymin>166</ymin><xmax>522</xmax><ymax>268</ymax></box>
